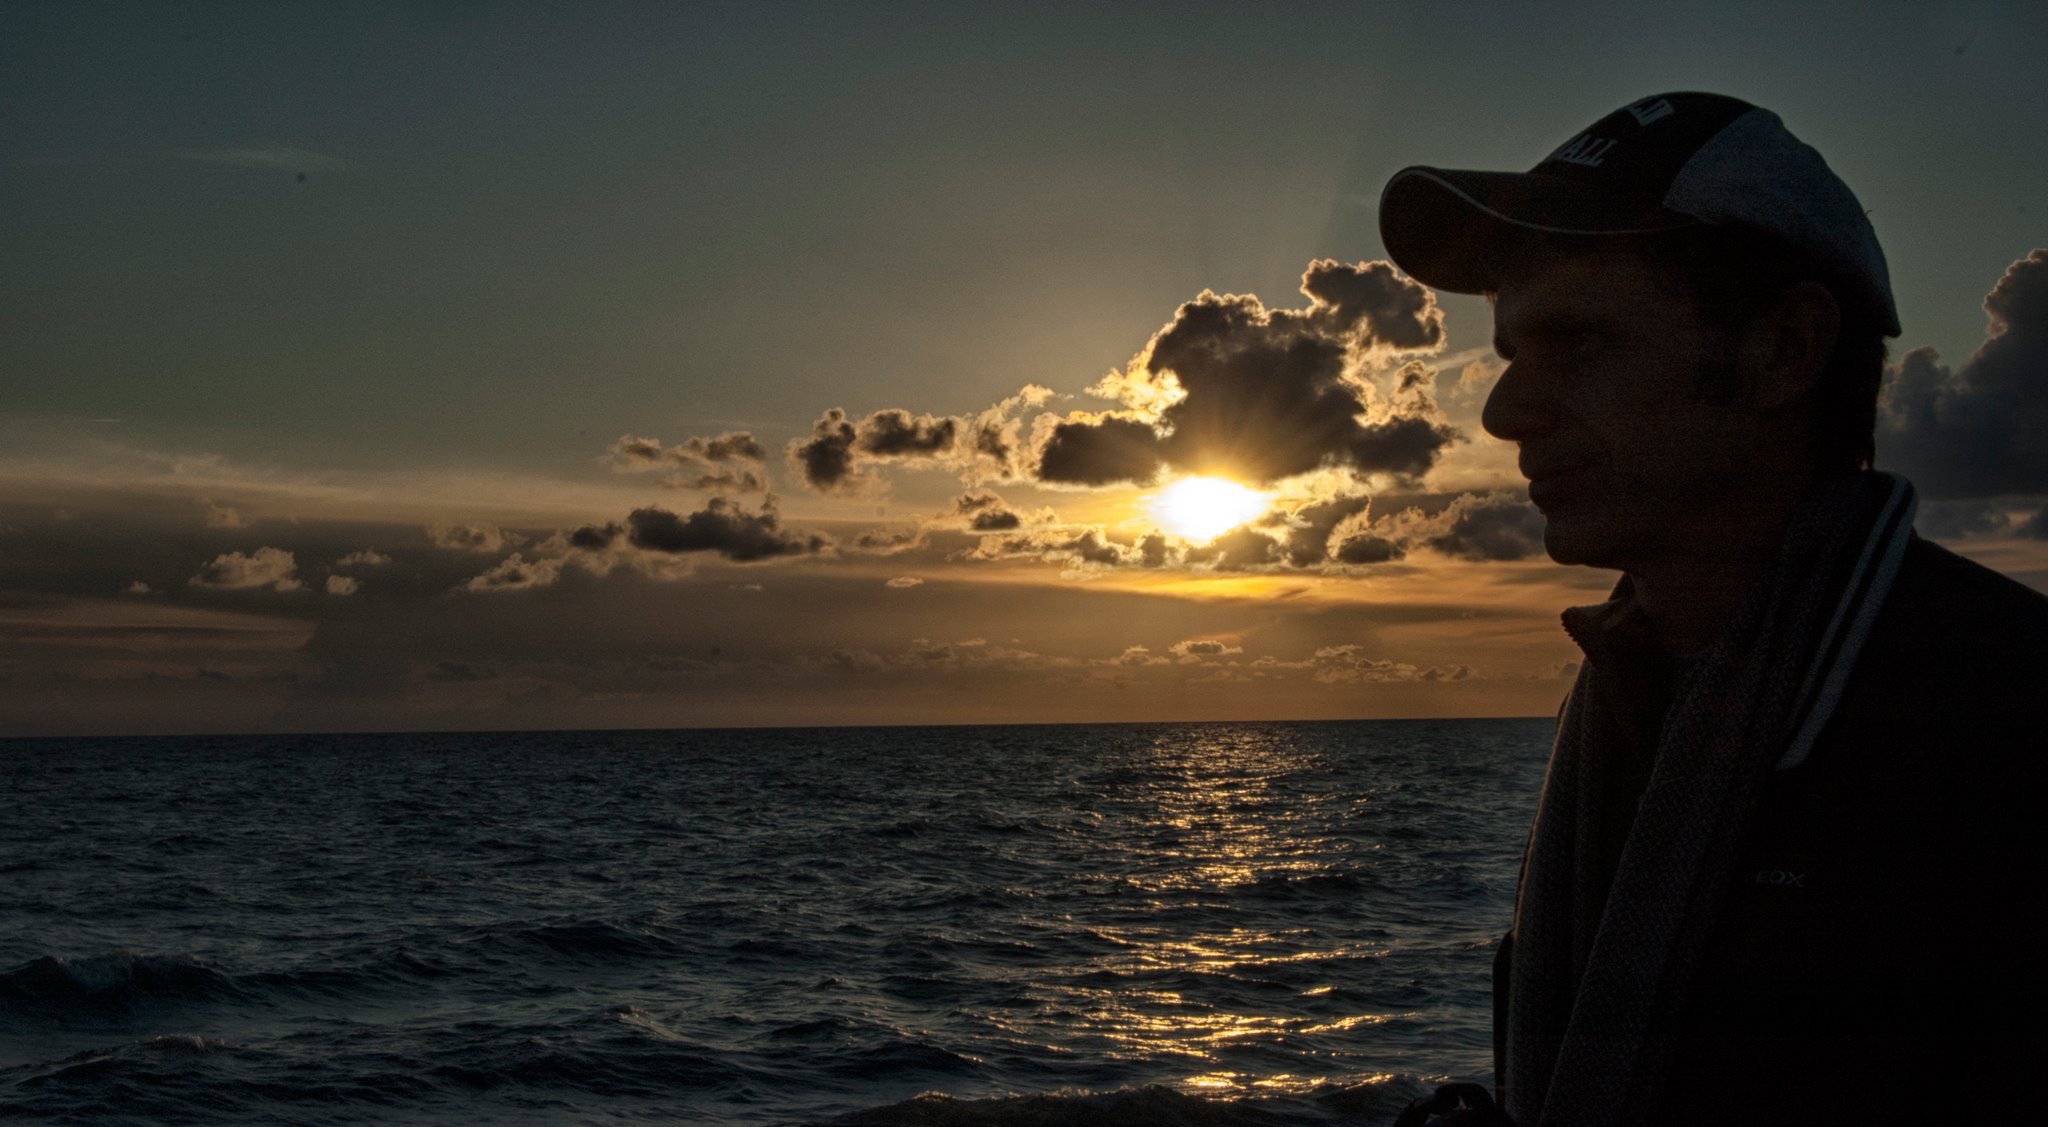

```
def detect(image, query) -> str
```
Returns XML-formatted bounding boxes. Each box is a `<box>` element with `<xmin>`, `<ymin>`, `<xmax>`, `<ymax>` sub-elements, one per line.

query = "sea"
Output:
<box><xmin>0</xmin><ymin>719</ymin><xmax>1551</xmax><ymax>1125</ymax></box>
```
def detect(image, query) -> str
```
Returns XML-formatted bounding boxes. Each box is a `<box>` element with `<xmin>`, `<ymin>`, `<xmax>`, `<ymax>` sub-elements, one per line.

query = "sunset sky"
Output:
<box><xmin>6</xmin><ymin>2</ymin><xmax>2046</xmax><ymax>736</ymax></box>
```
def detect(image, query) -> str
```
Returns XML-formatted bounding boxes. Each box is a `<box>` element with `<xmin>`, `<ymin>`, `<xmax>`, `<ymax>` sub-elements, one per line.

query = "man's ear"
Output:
<box><xmin>1743</xmin><ymin>280</ymin><xmax>1839</xmax><ymax>411</ymax></box>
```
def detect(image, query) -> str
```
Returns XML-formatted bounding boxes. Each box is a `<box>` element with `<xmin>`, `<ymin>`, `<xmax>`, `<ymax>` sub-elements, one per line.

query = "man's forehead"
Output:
<box><xmin>1492</xmin><ymin>248</ymin><xmax>1674</xmax><ymax>340</ymax></box>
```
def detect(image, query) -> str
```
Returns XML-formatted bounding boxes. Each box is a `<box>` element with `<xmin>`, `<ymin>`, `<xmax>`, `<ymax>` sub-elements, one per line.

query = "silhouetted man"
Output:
<box><xmin>1378</xmin><ymin>92</ymin><xmax>2048</xmax><ymax>1125</ymax></box>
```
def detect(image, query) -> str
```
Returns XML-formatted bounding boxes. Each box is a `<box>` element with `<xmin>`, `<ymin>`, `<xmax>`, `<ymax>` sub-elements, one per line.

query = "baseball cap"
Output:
<box><xmin>1378</xmin><ymin>92</ymin><xmax>1900</xmax><ymax>335</ymax></box>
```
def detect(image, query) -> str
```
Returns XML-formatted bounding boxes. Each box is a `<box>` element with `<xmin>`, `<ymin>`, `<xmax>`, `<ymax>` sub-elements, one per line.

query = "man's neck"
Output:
<box><xmin>1626</xmin><ymin>475</ymin><xmax>1820</xmax><ymax>656</ymax></box>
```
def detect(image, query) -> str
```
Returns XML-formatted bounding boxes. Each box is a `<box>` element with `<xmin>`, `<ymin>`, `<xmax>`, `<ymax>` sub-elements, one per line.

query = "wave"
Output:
<box><xmin>0</xmin><ymin>953</ymin><xmax>246</xmax><ymax>1018</ymax></box>
<box><xmin>822</xmin><ymin>1078</ymin><xmax>1431</xmax><ymax>1126</ymax></box>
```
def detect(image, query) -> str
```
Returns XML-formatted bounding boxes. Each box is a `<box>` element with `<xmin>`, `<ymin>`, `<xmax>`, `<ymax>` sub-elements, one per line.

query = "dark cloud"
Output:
<box><xmin>968</xmin><ymin>526</ymin><xmax>1132</xmax><ymax>567</ymax></box>
<box><xmin>609</xmin><ymin>432</ymin><xmax>769</xmax><ymax>492</ymax></box>
<box><xmin>1034</xmin><ymin>415</ymin><xmax>1164</xmax><ymax>487</ymax></box>
<box><xmin>569</xmin><ymin>523</ymin><xmax>620</xmax><ymax>550</ymax></box>
<box><xmin>562</xmin><ymin>499</ymin><xmax>826</xmax><ymax>564</ymax></box>
<box><xmin>1036</xmin><ymin>260</ymin><xmax>1457</xmax><ymax>487</ymax></box>
<box><xmin>621</xmin><ymin>498</ymin><xmax>825</xmax><ymax>562</ymax></box>
<box><xmin>1266</xmin><ymin>494</ymin><xmax>1374</xmax><ymax>567</ymax></box>
<box><xmin>1333</xmin><ymin>534</ymin><xmax>1405</xmax><ymax>565</ymax></box>
<box><xmin>1878</xmin><ymin>250</ymin><xmax>2048</xmax><ymax>498</ymax></box>
<box><xmin>790</xmin><ymin>409</ymin><xmax>861</xmax><ymax>492</ymax></box>
<box><xmin>953</xmin><ymin>491</ymin><xmax>1023</xmax><ymax>531</ymax></box>
<box><xmin>788</xmin><ymin>408</ymin><xmax>970</xmax><ymax>493</ymax></box>
<box><xmin>1137</xmin><ymin>532</ymin><xmax>1171</xmax><ymax>568</ymax></box>
<box><xmin>850</xmin><ymin>527</ymin><xmax>929</xmax><ymax>555</ymax></box>
<box><xmin>1186</xmin><ymin>525</ymin><xmax>1283</xmax><ymax>570</ymax></box>
<box><xmin>859</xmin><ymin>410</ymin><xmax>957</xmax><ymax>457</ymax></box>
<box><xmin>1424</xmin><ymin>492</ymin><xmax>1547</xmax><ymax>561</ymax></box>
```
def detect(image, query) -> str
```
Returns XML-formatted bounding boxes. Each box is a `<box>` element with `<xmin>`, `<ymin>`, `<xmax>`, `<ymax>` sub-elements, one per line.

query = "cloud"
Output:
<box><xmin>788</xmin><ymin>407</ymin><xmax>958</xmax><ymax>493</ymax></box>
<box><xmin>1180</xmin><ymin>490</ymin><xmax>1540</xmax><ymax>570</ymax></box>
<box><xmin>325</xmin><ymin>575</ymin><xmax>359</xmax><ymax>596</ymax></box>
<box><xmin>962</xmin><ymin>385</ymin><xmax>1058</xmax><ymax>482</ymax></box>
<box><xmin>606</xmin><ymin>431</ymin><xmax>768</xmax><ymax>492</ymax></box>
<box><xmin>952</xmin><ymin>491</ymin><xmax>1025</xmax><ymax>531</ymax></box>
<box><xmin>124</xmin><ymin>581</ymin><xmax>152</xmax><ymax>595</ymax></box>
<box><xmin>1032</xmin><ymin>413</ymin><xmax>1164</xmax><ymax>487</ymax></box>
<box><xmin>190</xmin><ymin>547</ymin><xmax>302</xmax><ymax>592</ymax></box>
<box><xmin>1333</xmin><ymin>533</ymin><xmax>1405</xmax><ymax>564</ymax></box>
<box><xmin>203</xmin><ymin>501</ymin><xmax>247</xmax><ymax>529</ymax></box>
<box><xmin>427</xmin><ymin>522</ymin><xmax>509</xmax><ymax>552</ymax></box>
<box><xmin>1878</xmin><ymin>250</ymin><xmax>2048</xmax><ymax>497</ymax></box>
<box><xmin>569</xmin><ymin>497</ymin><xmax>826</xmax><ymax>562</ymax></box>
<box><xmin>1266</xmin><ymin>493</ymin><xmax>1375</xmax><ymax>567</ymax></box>
<box><xmin>849</xmin><ymin>527</ymin><xmax>929</xmax><ymax>555</ymax></box>
<box><xmin>462</xmin><ymin>552</ymin><xmax>564</xmax><ymax>593</ymax></box>
<box><xmin>1103</xmin><ymin>644</ymin><xmax>1171</xmax><ymax>667</ymax></box>
<box><xmin>1169</xmin><ymin>638</ymin><xmax>1244</xmax><ymax>663</ymax></box>
<box><xmin>335</xmin><ymin>549</ymin><xmax>391</xmax><ymax>568</ymax></box>
<box><xmin>968</xmin><ymin>525</ymin><xmax>1135</xmax><ymax>567</ymax></box>
<box><xmin>1301</xmin><ymin>644</ymin><xmax>1471</xmax><ymax>684</ymax></box>
<box><xmin>885</xmin><ymin>576</ymin><xmax>924</xmax><ymax>588</ymax></box>
<box><xmin>1422</xmin><ymin>492</ymin><xmax>1547</xmax><ymax>561</ymax></box>
<box><xmin>1034</xmin><ymin>260</ymin><xmax>1457</xmax><ymax>487</ymax></box>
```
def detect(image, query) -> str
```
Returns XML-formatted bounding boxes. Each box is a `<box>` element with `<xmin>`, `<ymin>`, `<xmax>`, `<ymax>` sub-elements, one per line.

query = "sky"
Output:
<box><xmin>4</xmin><ymin>1</ymin><xmax>2046</xmax><ymax>736</ymax></box>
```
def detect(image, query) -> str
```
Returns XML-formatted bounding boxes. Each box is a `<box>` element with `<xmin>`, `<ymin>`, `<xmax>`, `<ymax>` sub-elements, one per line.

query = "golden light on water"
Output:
<box><xmin>1148</xmin><ymin>476</ymin><xmax>1270</xmax><ymax>543</ymax></box>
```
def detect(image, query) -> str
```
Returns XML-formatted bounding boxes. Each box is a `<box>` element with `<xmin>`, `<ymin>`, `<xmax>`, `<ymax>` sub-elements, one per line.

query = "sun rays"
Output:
<box><xmin>1148</xmin><ymin>476</ymin><xmax>1271</xmax><ymax>543</ymax></box>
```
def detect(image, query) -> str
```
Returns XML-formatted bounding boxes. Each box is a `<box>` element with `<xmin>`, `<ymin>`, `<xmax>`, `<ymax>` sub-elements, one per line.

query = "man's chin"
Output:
<box><xmin>1538</xmin><ymin>515</ymin><xmax>1623</xmax><ymax>570</ymax></box>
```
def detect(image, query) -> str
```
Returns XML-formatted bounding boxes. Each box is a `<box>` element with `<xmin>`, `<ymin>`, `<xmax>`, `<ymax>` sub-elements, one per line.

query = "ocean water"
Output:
<box><xmin>1</xmin><ymin>719</ymin><xmax>1551</xmax><ymax>1125</ymax></box>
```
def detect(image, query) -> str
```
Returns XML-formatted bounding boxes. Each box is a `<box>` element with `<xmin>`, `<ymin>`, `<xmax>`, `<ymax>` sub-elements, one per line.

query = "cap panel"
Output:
<box><xmin>1378</xmin><ymin>167</ymin><xmax>1693</xmax><ymax>295</ymax></box>
<box><xmin>1663</xmin><ymin>108</ymin><xmax>1901</xmax><ymax>334</ymax></box>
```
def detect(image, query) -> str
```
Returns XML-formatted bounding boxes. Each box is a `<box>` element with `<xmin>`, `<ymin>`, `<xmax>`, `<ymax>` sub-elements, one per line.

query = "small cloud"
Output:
<box><xmin>427</xmin><ymin>522</ymin><xmax>509</xmax><ymax>553</ymax></box>
<box><xmin>885</xmin><ymin>576</ymin><xmax>924</xmax><ymax>588</ymax></box>
<box><xmin>335</xmin><ymin>549</ymin><xmax>391</xmax><ymax>568</ymax></box>
<box><xmin>203</xmin><ymin>501</ymin><xmax>247</xmax><ymax>529</ymax></box>
<box><xmin>123</xmin><ymin>581</ymin><xmax>153</xmax><ymax>596</ymax></box>
<box><xmin>190</xmin><ymin>547</ymin><xmax>302</xmax><ymax>592</ymax></box>
<box><xmin>1169</xmin><ymin>638</ymin><xmax>1244</xmax><ymax>663</ymax></box>
<box><xmin>462</xmin><ymin>552</ymin><xmax>564</xmax><ymax>593</ymax></box>
<box><xmin>605</xmin><ymin>431</ymin><xmax>769</xmax><ymax>492</ymax></box>
<box><xmin>1102</xmin><ymin>644</ymin><xmax>1172</xmax><ymax>667</ymax></box>
<box><xmin>325</xmin><ymin>575</ymin><xmax>360</xmax><ymax>596</ymax></box>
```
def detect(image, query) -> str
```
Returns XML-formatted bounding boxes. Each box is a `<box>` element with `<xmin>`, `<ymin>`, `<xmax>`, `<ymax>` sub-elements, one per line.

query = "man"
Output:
<box><xmin>1377</xmin><ymin>93</ymin><xmax>2048</xmax><ymax>1125</ymax></box>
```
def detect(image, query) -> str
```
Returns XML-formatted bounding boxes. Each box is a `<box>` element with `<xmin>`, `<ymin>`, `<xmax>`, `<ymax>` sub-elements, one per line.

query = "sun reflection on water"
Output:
<box><xmin>979</xmin><ymin>725</ymin><xmax>1408</xmax><ymax>1100</ymax></box>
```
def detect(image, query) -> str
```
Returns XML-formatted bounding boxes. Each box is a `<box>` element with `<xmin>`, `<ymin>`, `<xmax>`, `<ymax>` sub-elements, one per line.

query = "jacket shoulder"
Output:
<box><xmin>1876</xmin><ymin>535</ymin><xmax>2048</xmax><ymax>672</ymax></box>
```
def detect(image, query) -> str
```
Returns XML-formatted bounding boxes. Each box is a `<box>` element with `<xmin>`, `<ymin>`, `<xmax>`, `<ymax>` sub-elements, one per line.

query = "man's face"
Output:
<box><xmin>1485</xmin><ymin>248</ymin><xmax>1759</xmax><ymax>572</ymax></box>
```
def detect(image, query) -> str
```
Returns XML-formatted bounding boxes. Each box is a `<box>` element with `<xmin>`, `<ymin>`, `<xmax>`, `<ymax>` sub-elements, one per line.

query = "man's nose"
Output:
<box><xmin>1480</xmin><ymin>361</ymin><xmax>1552</xmax><ymax>442</ymax></box>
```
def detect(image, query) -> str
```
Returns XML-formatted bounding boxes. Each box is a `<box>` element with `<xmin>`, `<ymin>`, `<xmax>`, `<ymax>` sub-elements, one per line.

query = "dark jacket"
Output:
<box><xmin>1498</xmin><ymin>536</ymin><xmax>2048</xmax><ymax>1124</ymax></box>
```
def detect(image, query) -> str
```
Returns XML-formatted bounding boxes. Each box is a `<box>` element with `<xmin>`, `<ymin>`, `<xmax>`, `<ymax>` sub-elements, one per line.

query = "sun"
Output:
<box><xmin>1148</xmin><ymin>476</ymin><xmax>1270</xmax><ymax>543</ymax></box>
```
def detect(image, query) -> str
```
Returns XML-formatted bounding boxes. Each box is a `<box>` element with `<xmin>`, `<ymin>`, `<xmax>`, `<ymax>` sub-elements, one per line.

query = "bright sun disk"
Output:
<box><xmin>1149</xmin><ymin>476</ymin><xmax>1270</xmax><ymax>543</ymax></box>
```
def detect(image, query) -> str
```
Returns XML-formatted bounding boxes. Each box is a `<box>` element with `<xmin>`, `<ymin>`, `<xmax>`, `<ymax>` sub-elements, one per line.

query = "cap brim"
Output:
<box><xmin>1379</xmin><ymin>166</ymin><xmax>1693</xmax><ymax>295</ymax></box>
